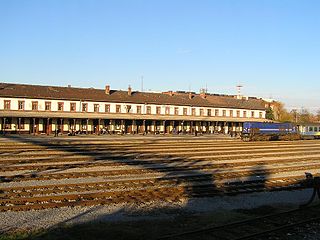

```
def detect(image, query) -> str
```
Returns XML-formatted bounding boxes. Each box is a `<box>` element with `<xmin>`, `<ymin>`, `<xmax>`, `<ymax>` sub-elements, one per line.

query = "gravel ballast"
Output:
<box><xmin>0</xmin><ymin>189</ymin><xmax>314</xmax><ymax>233</ymax></box>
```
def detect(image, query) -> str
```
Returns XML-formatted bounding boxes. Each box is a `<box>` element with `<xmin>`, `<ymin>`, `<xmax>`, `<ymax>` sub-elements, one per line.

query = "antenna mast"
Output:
<box><xmin>236</xmin><ymin>84</ymin><xmax>243</xmax><ymax>96</ymax></box>
<box><xmin>141</xmin><ymin>75</ymin><xmax>144</xmax><ymax>92</ymax></box>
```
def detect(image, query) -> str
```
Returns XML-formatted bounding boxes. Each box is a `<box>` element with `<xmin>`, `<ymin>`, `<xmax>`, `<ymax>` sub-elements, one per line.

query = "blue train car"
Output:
<box><xmin>242</xmin><ymin>122</ymin><xmax>297</xmax><ymax>141</ymax></box>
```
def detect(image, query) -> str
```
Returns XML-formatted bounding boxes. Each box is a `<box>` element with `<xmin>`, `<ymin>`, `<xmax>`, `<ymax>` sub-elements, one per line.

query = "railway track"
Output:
<box><xmin>0</xmin><ymin>178</ymin><xmax>304</xmax><ymax>212</ymax></box>
<box><xmin>1</xmin><ymin>136</ymin><xmax>320</xmax><ymax>212</ymax></box>
<box><xmin>158</xmin><ymin>204</ymin><xmax>320</xmax><ymax>240</ymax></box>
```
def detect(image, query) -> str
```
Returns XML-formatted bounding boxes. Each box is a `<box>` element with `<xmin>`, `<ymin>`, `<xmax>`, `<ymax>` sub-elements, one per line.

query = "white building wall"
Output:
<box><xmin>0</xmin><ymin>97</ymin><xmax>266</xmax><ymax>119</ymax></box>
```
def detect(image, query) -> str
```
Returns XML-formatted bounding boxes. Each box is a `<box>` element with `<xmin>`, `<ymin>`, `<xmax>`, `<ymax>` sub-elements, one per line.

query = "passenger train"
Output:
<box><xmin>241</xmin><ymin>122</ymin><xmax>320</xmax><ymax>141</ymax></box>
<box><xmin>298</xmin><ymin>124</ymin><xmax>320</xmax><ymax>139</ymax></box>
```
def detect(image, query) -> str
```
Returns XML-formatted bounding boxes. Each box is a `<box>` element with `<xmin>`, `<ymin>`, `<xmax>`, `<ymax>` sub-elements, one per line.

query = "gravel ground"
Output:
<box><xmin>0</xmin><ymin>169</ymin><xmax>309</xmax><ymax>189</ymax></box>
<box><xmin>0</xmin><ymin>189</ymin><xmax>315</xmax><ymax>233</ymax></box>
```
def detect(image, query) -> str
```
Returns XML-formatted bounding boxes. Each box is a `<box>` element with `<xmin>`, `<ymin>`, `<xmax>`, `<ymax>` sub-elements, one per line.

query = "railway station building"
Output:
<box><xmin>0</xmin><ymin>83</ymin><xmax>267</xmax><ymax>135</ymax></box>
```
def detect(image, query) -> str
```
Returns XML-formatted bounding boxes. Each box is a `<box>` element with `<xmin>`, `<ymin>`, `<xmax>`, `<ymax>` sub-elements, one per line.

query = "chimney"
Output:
<box><xmin>128</xmin><ymin>85</ymin><xmax>132</xmax><ymax>96</ymax></box>
<box><xmin>105</xmin><ymin>85</ymin><xmax>110</xmax><ymax>95</ymax></box>
<box><xmin>200</xmin><ymin>88</ymin><xmax>206</xmax><ymax>99</ymax></box>
<box><xmin>188</xmin><ymin>92</ymin><xmax>193</xmax><ymax>99</ymax></box>
<box><xmin>162</xmin><ymin>91</ymin><xmax>175</xmax><ymax>96</ymax></box>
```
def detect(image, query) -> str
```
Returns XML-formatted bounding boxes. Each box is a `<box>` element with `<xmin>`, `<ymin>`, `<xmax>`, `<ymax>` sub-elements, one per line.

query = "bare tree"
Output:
<box><xmin>299</xmin><ymin>108</ymin><xmax>313</xmax><ymax>124</ymax></box>
<box><xmin>316</xmin><ymin>109</ymin><xmax>320</xmax><ymax>122</ymax></box>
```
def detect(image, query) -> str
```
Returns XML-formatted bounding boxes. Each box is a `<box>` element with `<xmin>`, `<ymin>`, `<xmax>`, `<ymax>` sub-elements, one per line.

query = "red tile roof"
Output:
<box><xmin>0</xmin><ymin>83</ymin><xmax>266</xmax><ymax>110</ymax></box>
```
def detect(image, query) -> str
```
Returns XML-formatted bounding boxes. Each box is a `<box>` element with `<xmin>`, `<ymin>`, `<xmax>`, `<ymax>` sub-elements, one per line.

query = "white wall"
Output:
<box><xmin>0</xmin><ymin>97</ymin><xmax>266</xmax><ymax>119</ymax></box>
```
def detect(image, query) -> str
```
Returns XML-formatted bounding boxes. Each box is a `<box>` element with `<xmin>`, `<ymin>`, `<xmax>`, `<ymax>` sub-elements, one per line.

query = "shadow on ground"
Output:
<box><xmin>0</xmin><ymin>135</ymin><xmax>277</xmax><ymax>240</ymax></box>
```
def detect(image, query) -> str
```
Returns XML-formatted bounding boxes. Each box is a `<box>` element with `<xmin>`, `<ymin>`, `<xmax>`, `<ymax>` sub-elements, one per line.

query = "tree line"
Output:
<box><xmin>266</xmin><ymin>102</ymin><xmax>320</xmax><ymax>124</ymax></box>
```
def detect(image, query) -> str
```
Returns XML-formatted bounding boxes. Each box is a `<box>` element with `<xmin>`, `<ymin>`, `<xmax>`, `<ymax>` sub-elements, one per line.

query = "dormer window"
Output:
<box><xmin>94</xmin><ymin>104</ymin><xmax>99</xmax><ymax>113</ymax></box>
<box><xmin>243</xmin><ymin>111</ymin><xmax>247</xmax><ymax>118</ymax></box>
<box><xmin>82</xmin><ymin>103</ymin><xmax>88</xmax><ymax>112</ymax></box>
<box><xmin>156</xmin><ymin>106</ymin><xmax>161</xmax><ymax>114</ymax></box>
<box><xmin>58</xmin><ymin>102</ymin><xmax>64</xmax><ymax>111</ymax></box>
<box><xmin>32</xmin><ymin>101</ymin><xmax>38</xmax><ymax>111</ymax></box>
<box><xmin>4</xmin><ymin>100</ymin><xmax>11</xmax><ymax>110</ymax></box>
<box><xmin>45</xmin><ymin>102</ymin><xmax>51</xmax><ymax>111</ymax></box>
<box><xmin>165</xmin><ymin>106</ymin><xmax>170</xmax><ymax>115</ymax></box>
<box><xmin>105</xmin><ymin>104</ymin><xmax>110</xmax><ymax>113</ymax></box>
<box><xmin>222</xmin><ymin>110</ymin><xmax>226</xmax><ymax>117</ymax></box>
<box><xmin>174</xmin><ymin>107</ymin><xmax>179</xmax><ymax>115</ymax></box>
<box><xmin>126</xmin><ymin>105</ymin><xmax>131</xmax><ymax>113</ymax></box>
<box><xmin>18</xmin><ymin>101</ymin><xmax>25</xmax><ymax>110</ymax></box>
<box><xmin>70</xmin><ymin>102</ymin><xmax>76</xmax><ymax>112</ymax></box>
<box><xmin>137</xmin><ymin>106</ymin><xmax>142</xmax><ymax>114</ymax></box>
<box><xmin>183</xmin><ymin>108</ymin><xmax>188</xmax><ymax>116</ymax></box>
<box><xmin>116</xmin><ymin>105</ymin><xmax>121</xmax><ymax>113</ymax></box>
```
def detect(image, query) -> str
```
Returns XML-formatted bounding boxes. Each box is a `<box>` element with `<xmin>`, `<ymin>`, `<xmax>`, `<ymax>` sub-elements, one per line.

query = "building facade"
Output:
<box><xmin>0</xmin><ymin>83</ymin><xmax>267</xmax><ymax>135</ymax></box>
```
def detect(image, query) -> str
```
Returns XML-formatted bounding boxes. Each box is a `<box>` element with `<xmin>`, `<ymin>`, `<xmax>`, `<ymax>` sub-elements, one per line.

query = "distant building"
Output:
<box><xmin>0</xmin><ymin>82</ymin><xmax>267</xmax><ymax>135</ymax></box>
<box><xmin>262</xmin><ymin>98</ymin><xmax>281</xmax><ymax>121</ymax></box>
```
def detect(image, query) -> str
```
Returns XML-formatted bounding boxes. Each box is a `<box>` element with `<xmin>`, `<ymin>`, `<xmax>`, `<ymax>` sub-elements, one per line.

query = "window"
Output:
<box><xmin>32</xmin><ymin>101</ymin><xmax>38</xmax><ymax>111</ymax></box>
<box><xmin>146</xmin><ymin>106</ymin><xmax>151</xmax><ymax>114</ymax></box>
<box><xmin>94</xmin><ymin>104</ymin><xmax>99</xmax><ymax>112</ymax></box>
<box><xmin>183</xmin><ymin>108</ymin><xmax>188</xmax><ymax>116</ymax></box>
<box><xmin>315</xmin><ymin>127</ymin><xmax>318</xmax><ymax>132</ymax></box>
<box><xmin>243</xmin><ymin>111</ymin><xmax>247</xmax><ymax>118</ymax></box>
<box><xmin>215</xmin><ymin>109</ymin><xmax>219</xmax><ymax>116</ymax></box>
<box><xmin>199</xmin><ymin>108</ymin><xmax>204</xmax><ymax>116</ymax></box>
<box><xmin>45</xmin><ymin>101</ymin><xmax>51</xmax><ymax>111</ymax></box>
<box><xmin>70</xmin><ymin>102</ymin><xmax>76</xmax><ymax>112</ymax></box>
<box><xmin>191</xmin><ymin>108</ymin><xmax>196</xmax><ymax>116</ymax></box>
<box><xmin>82</xmin><ymin>103</ymin><xmax>88</xmax><ymax>112</ymax></box>
<box><xmin>165</xmin><ymin>106</ymin><xmax>170</xmax><ymax>115</ymax></box>
<box><xmin>58</xmin><ymin>102</ymin><xmax>64</xmax><ymax>111</ymax></box>
<box><xmin>259</xmin><ymin>112</ymin><xmax>263</xmax><ymax>118</ymax></box>
<box><xmin>105</xmin><ymin>104</ymin><xmax>110</xmax><ymax>113</ymax></box>
<box><xmin>4</xmin><ymin>100</ymin><xmax>10</xmax><ymax>110</ymax></box>
<box><xmin>237</xmin><ymin>110</ymin><xmax>240</xmax><ymax>117</ymax></box>
<box><xmin>126</xmin><ymin>105</ymin><xmax>131</xmax><ymax>113</ymax></box>
<box><xmin>116</xmin><ymin>105</ymin><xmax>121</xmax><ymax>113</ymax></box>
<box><xmin>174</xmin><ymin>107</ymin><xmax>179</xmax><ymax>115</ymax></box>
<box><xmin>251</xmin><ymin>111</ymin><xmax>255</xmax><ymax>118</ymax></box>
<box><xmin>222</xmin><ymin>110</ymin><xmax>226</xmax><ymax>117</ymax></box>
<box><xmin>18</xmin><ymin>101</ymin><xmax>25</xmax><ymax>110</ymax></box>
<box><xmin>137</xmin><ymin>105</ymin><xmax>142</xmax><ymax>114</ymax></box>
<box><xmin>229</xmin><ymin>110</ymin><xmax>233</xmax><ymax>117</ymax></box>
<box><xmin>156</xmin><ymin>106</ymin><xmax>161</xmax><ymax>114</ymax></box>
<box><xmin>207</xmin><ymin>109</ymin><xmax>211</xmax><ymax>116</ymax></box>
<box><xmin>309</xmin><ymin>127</ymin><xmax>313</xmax><ymax>132</ymax></box>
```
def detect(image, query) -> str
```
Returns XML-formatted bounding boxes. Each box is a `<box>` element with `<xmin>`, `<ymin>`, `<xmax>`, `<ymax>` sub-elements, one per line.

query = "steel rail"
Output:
<box><xmin>158</xmin><ymin>205</ymin><xmax>320</xmax><ymax>240</ymax></box>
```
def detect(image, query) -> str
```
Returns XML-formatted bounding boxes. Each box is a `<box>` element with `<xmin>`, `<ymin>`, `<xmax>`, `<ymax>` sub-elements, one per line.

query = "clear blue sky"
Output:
<box><xmin>1</xmin><ymin>0</ymin><xmax>320</xmax><ymax>111</ymax></box>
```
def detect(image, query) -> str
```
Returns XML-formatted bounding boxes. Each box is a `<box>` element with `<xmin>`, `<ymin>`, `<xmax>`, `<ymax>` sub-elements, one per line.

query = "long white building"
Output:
<box><xmin>0</xmin><ymin>83</ymin><xmax>267</xmax><ymax>135</ymax></box>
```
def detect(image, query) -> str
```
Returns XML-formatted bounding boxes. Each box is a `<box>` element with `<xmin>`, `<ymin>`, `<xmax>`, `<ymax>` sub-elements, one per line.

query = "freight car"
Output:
<box><xmin>241</xmin><ymin>122</ymin><xmax>298</xmax><ymax>141</ymax></box>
